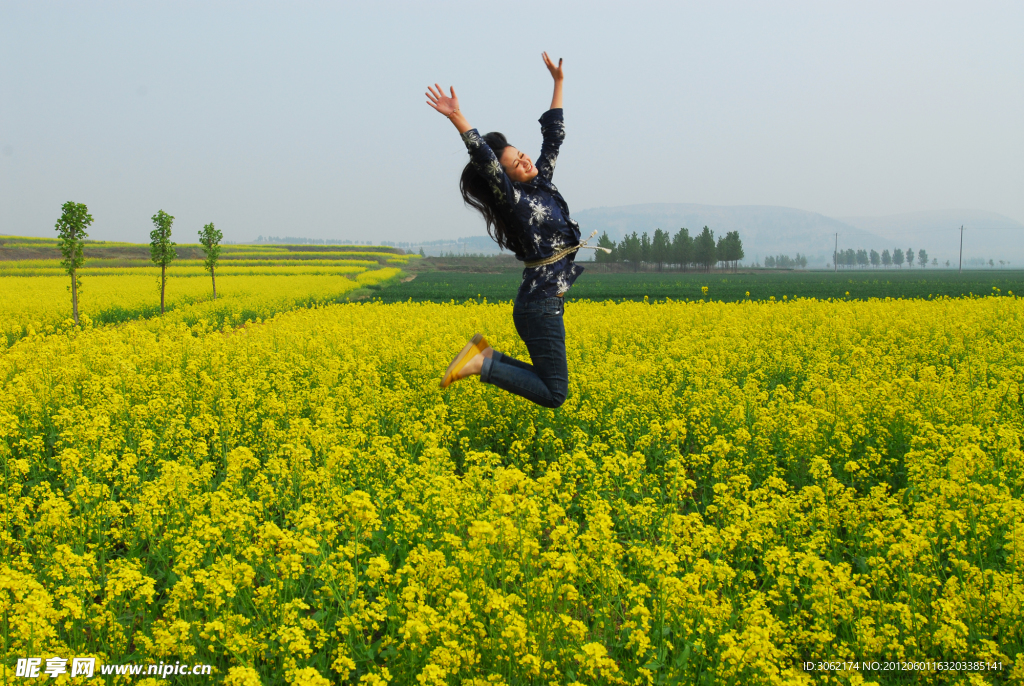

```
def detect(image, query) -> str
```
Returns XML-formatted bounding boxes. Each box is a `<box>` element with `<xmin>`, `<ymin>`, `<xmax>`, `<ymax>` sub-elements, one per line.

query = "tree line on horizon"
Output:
<box><xmin>833</xmin><ymin>247</ymin><xmax>936</xmax><ymax>269</ymax></box>
<box><xmin>763</xmin><ymin>254</ymin><xmax>809</xmax><ymax>269</ymax></box>
<box><xmin>593</xmin><ymin>227</ymin><xmax>745</xmax><ymax>272</ymax></box>
<box><xmin>53</xmin><ymin>201</ymin><xmax>222</xmax><ymax>325</ymax></box>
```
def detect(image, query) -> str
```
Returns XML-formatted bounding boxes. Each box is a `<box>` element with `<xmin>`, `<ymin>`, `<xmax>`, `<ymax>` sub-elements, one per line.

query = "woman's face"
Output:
<box><xmin>499</xmin><ymin>146</ymin><xmax>539</xmax><ymax>183</ymax></box>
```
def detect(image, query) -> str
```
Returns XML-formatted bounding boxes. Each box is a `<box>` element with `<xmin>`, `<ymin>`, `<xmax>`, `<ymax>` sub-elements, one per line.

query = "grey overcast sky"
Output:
<box><xmin>1</xmin><ymin>0</ymin><xmax>1021</xmax><ymax>244</ymax></box>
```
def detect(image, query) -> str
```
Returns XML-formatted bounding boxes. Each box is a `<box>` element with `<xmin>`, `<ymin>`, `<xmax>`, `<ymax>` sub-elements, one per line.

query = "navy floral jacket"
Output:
<box><xmin>461</xmin><ymin>108</ymin><xmax>584</xmax><ymax>302</ymax></box>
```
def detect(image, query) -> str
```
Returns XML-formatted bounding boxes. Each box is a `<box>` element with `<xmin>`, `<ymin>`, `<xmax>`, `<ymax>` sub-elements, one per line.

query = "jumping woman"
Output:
<box><xmin>426</xmin><ymin>52</ymin><xmax>608</xmax><ymax>408</ymax></box>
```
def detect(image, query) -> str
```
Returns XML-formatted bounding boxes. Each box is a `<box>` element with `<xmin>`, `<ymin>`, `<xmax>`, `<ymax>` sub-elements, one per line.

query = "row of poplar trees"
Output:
<box><xmin>592</xmin><ymin>227</ymin><xmax>745</xmax><ymax>272</ymax></box>
<box><xmin>833</xmin><ymin>247</ymin><xmax>931</xmax><ymax>269</ymax></box>
<box><xmin>54</xmin><ymin>201</ymin><xmax>223</xmax><ymax>325</ymax></box>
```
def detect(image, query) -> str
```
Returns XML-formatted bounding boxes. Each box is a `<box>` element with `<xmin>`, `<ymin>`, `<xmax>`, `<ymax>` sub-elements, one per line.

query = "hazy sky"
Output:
<box><xmin>2</xmin><ymin>0</ymin><xmax>1021</xmax><ymax>244</ymax></box>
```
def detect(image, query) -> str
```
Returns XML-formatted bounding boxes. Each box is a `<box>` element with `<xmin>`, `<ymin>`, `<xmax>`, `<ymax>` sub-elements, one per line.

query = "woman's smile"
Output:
<box><xmin>499</xmin><ymin>146</ymin><xmax>539</xmax><ymax>182</ymax></box>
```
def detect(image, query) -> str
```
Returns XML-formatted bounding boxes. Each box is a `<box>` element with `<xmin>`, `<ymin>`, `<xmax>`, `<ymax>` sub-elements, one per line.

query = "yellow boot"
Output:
<box><xmin>441</xmin><ymin>333</ymin><xmax>491</xmax><ymax>389</ymax></box>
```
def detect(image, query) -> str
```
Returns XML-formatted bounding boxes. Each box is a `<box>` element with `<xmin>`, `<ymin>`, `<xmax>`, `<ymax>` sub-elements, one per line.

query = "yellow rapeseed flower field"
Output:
<box><xmin>0</xmin><ymin>262</ymin><xmax>380</xmax><ymax>276</ymax></box>
<box><xmin>0</xmin><ymin>269</ymin><xmax>401</xmax><ymax>347</ymax></box>
<box><xmin>1</xmin><ymin>294</ymin><xmax>1021</xmax><ymax>684</ymax></box>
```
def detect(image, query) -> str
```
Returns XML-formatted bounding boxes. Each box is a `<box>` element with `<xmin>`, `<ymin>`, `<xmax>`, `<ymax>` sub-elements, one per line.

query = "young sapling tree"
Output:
<box><xmin>150</xmin><ymin>210</ymin><xmax>177</xmax><ymax>314</ymax></box>
<box><xmin>54</xmin><ymin>201</ymin><xmax>93</xmax><ymax>326</ymax></box>
<box><xmin>198</xmin><ymin>222</ymin><xmax>223</xmax><ymax>299</ymax></box>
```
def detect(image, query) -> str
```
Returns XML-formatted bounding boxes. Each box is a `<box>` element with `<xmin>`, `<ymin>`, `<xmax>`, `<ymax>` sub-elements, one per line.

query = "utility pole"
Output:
<box><xmin>958</xmin><ymin>225</ymin><xmax>964</xmax><ymax>274</ymax></box>
<box><xmin>834</xmin><ymin>233</ymin><xmax>838</xmax><ymax>273</ymax></box>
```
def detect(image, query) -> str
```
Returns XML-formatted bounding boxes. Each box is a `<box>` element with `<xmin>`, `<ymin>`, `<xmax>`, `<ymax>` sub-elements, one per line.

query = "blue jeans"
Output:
<box><xmin>480</xmin><ymin>295</ymin><xmax>568</xmax><ymax>408</ymax></box>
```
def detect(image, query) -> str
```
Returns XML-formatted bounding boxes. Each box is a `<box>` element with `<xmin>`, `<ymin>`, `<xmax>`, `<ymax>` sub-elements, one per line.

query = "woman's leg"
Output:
<box><xmin>487</xmin><ymin>350</ymin><xmax>534</xmax><ymax>373</ymax></box>
<box><xmin>480</xmin><ymin>297</ymin><xmax>568</xmax><ymax>408</ymax></box>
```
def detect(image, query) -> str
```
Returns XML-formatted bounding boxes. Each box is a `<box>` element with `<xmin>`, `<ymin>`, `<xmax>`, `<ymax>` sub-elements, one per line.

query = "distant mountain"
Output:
<box><xmin>380</xmin><ymin>204</ymin><xmax>1024</xmax><ymax>265</ymax></box>
<box><xmin>571</xmin><ymin>203</ymin><xmax>884</xmax><ymax>265</ymax></box>
<box><xmin>390</xmin><ymin>235</ymin><xmax>506</xmax><ymax>257</ymax></box>
<box><xmin>839</xmin><ymin>209</ymin><xmax>1022</xmax><ymax>234</ymax></box>
<box><xmin>838</xmin><ymin>210</ymin><xmax>1024</xmax><ymax>262</ymax></box>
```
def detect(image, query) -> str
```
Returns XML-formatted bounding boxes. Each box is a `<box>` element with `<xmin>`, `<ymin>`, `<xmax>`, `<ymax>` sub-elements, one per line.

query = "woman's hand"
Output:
<box><xmin>542</xmin><ymin>52</ymin><xmax>563</xmax><ymax>82</ymax></box>
<box><xmin>426</xmin><ymin>84</ymin><xmax>460</xmax><ymax>117</ymax></box>
<box><xmin>426</xmin><ymin>83</ymin><xmax>471</xmax><ymax>133</ymax></box>
<box><xmin>543</xmin><ymin>53</ymin><xmax>564</xmax><ymax>110</ymax></box>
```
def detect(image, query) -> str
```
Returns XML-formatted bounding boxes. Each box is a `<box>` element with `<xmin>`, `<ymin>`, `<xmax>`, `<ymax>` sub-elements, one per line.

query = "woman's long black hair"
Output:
<box><xmin>460</xmin><ymin>131</ymin><xmax>524</xmax><ymax>255</ymax></box>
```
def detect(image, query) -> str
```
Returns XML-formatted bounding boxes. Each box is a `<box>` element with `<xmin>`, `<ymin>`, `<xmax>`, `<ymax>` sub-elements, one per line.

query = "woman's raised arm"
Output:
<box><xmin>428</xmin><ymin>83</ymin><xmax>521</xmax><ymax>210</ymax></box>
<box><xmin>542</xmin><ymin>52</ymin><xmax>563</xmax><ymax>110</ymax></box>
<box><xmin>536</xmin><ymin>53</ymin><xmax>566</xmax><ymax>181</ymax></box>
<box><xmin>426</xmin><ymin>84</ymin><xmax>472</xmax><ymax>134</ymax></box>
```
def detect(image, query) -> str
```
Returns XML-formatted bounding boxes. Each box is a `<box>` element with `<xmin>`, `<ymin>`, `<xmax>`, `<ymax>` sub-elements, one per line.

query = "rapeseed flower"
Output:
<box><xmin>1</xmin><ymin>295</ymin><xmax>1021</xmax><ymax>682</ymax></box>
